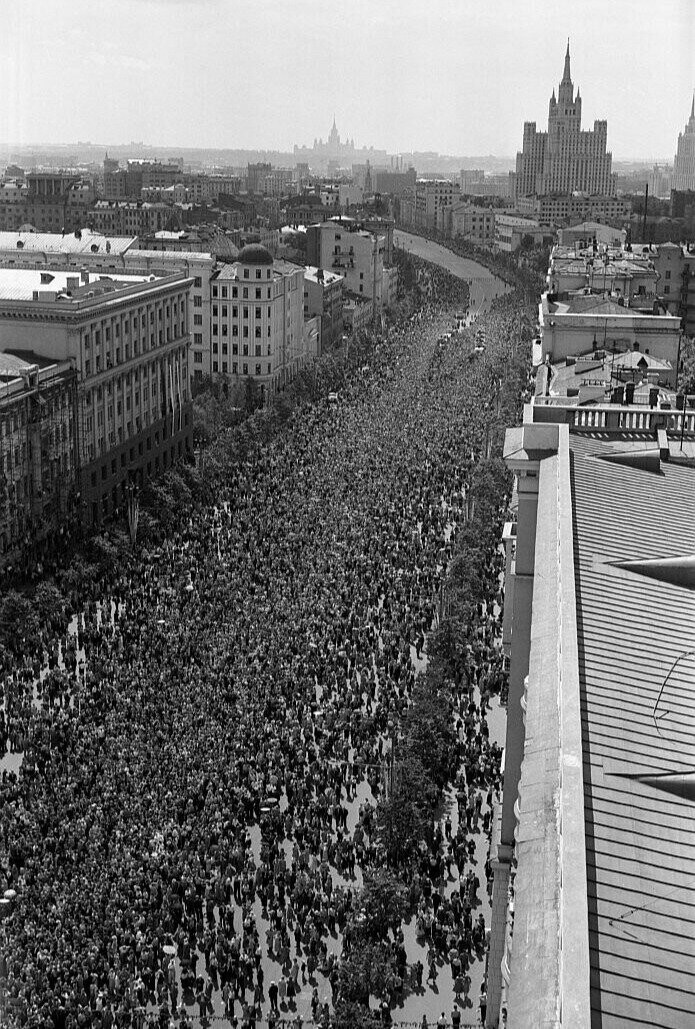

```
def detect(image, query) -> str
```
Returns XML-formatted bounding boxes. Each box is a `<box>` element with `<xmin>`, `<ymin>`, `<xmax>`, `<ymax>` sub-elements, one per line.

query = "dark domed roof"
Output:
<box><xmin>237</xmin><ymin>243</ymin><xmax>273</xmax><ymax>265</ymax></box>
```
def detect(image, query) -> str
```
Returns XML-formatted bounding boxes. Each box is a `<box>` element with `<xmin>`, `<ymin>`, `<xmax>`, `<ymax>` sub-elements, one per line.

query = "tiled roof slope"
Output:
<box><xmin>570</xmin><ymin>434</ymin><xmax>695</xmax><ymax>1027</ymax></box>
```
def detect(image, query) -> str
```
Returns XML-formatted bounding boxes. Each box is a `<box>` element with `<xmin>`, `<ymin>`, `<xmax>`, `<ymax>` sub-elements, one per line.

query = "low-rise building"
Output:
<box><xmin>548</xmin><ymin>243</ymin><xmax>659</xmax><ymax>300</ymax></box>
<box><xmin>494</xmin><ymin>214</ymin><xmax>544</xmax><ymax>252</ymax></box>
<box><xmin>539</xmin><ymin>291</ymin><xmax>681</xmax><ymax>365</ymax></box>
<box><xmin>303</xmin><ymin>266</ymin><xmax>344</xmax><ymax>352</ymax></box>
<box><xmin>342</xmin><ymin>292</ymin><xmax>373</xmax><ymax>334</ymax></box>
<box><xmin>210</xmin><ymin>245</ymin><xmax>305</xmax><ymax>392</ymax></box>
<box><xmin>0</xmin><ymin>267</ymin><xmax>193</xmax><ymax>527</ymax></box>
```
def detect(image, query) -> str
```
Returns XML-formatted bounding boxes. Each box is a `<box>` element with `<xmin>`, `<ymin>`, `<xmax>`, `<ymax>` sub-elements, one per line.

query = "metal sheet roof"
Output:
<box><xmin>570</xmin><ymin>433</ymin><xmax>695</xmax><ymax>1027</ymax></box>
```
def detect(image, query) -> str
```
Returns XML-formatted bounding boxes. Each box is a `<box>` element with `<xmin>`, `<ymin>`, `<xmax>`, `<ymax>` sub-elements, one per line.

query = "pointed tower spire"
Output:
<box><xmin>562</xmin><ymin>38</ymin><xmax>571</xmax><ymax>83</ymax></box>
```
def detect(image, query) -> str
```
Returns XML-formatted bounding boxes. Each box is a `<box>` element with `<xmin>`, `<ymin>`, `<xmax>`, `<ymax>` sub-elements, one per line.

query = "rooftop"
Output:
<box><xmin>571</xmin><ymin>433</ymin><xmax>695</xmax><ymax>1026</ymax></box>
<box><xmin>303</xmin><ymin>265</ymin><xmax>343</xmax><ymax>286</ymax></box>
<box><xmin>0</xmin><ymin>268</ymin><xmax>159</xmax><ymax>303</ymax></box>
<box><xmin>0</xmin><ymin>230</ymin><xmax>135</xmax><ymax>256</ymax></box>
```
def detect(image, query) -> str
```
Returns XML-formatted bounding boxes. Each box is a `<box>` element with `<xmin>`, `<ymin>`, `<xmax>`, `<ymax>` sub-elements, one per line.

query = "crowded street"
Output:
<box><xmin>0</xmin><ymin>253</ymin><xmax>530</xmax><ymax>1029</ymax></box>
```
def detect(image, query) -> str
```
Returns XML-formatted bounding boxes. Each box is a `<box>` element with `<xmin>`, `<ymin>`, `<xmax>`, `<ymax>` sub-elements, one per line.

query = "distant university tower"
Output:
<box><xmin>512</xmin><ymin>42</ymin><xmax>616</xmax><ymax>199</ymax></box>
<box><xmin>672</xmin><ymin>95</ymin><xmax>695</xmax><ymax>192</ymax></box>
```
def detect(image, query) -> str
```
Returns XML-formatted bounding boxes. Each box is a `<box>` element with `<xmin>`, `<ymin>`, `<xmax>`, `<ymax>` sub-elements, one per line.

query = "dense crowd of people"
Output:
<box><xmin>0</xmin><ymin>271</ymin><xmax>529</xmax><ymax>1029</ymax></box>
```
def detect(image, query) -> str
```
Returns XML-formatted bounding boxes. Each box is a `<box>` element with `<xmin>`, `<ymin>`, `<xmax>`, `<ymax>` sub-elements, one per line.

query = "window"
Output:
<box><xmin>194</xmin><ymin>295</ymin><xmax>202</xmax><ymax>307</ymax></box>
<box><xmin>213</xmin><ymin>361</ymin><xmax>218</xmax><ymax>372</ymax></box>
<box><xmin>233</xmin><ymin>362</ymin><xmax>238</xmax><ymax>374</ymax></box>
<box><xmin>212</xmin><ymin>305</ymin><xmax>218</xmax><ymax>316</ymax></box>
<box><xmin>194</xmin><ymin>333</ymin><xmax>203</xmax><ymax>344</ymax></box>
<box><xmin>194</xmin><ymin>277</ymin><xmax>202</xmax><ymax>288</ymax></box>
<box><xmin>194</xmin><ymin>314</ymin><xmax>202</xmax><ymax>325</ymax></box>
<box><xmin>243</xmin><ymin>363</ymin><xmax>248</xmax><ymax>374</ymax></box>
<box><xmin>232</xmin><ymin>325</ymin><xmax>238</xmax><ymax>336</ymax></box>
<box><xmin>212</xmin><ymin>323</ymin><xmax>218</xmax><ymax>335</ymax></box>
<box><xmin>255</xmin><ymin>288</ymin><xmax>261</xmax><ymax>299</ymax></box>
<box><xmin>212</xmin><ymin>286</ymin><xmax>218</xmax><ymax>298</ymax></box>
<box><xmin>232</xmin><ymin>344</ymin><xmax>238</xmax><ymax>355</ymax></box>
<box><xmin>243</xmin><ymin>327</ymin><xmax>249</xmax><ymax>338</ymax></box>
<box><xmin>256</xmin><ymin>363</ymin><xmax>261</xmax><ymax>375</ymax></box>
<box><xmin>232</xmin><ymin>287</ymin><xmax>238</xmax><ymax>298</ymax></box>
<box><xmin>193</xmin><ymin>352</ymin><xmax>203</xmax><ymax>364</ymax></box>
<box><xmin>221</xmin><ymin>286</ymin><xmax>228</xmax><ymax>298</ymax></box>
<box><xmin>243</xmin><ymin>269</ymin><xmax>249</xmax><ymax>279</ymax></box>
<box><xmin>243</xmin><ymin>288</ymin><xmax>248</xmax><ymax>298</ymax></box>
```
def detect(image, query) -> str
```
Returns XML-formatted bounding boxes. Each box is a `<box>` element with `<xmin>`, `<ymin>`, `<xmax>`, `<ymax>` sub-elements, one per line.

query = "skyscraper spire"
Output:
<box><xmin>562</xmin><ymin>38</ymin><xmax>572</xmax><ymax>84</ymax></box>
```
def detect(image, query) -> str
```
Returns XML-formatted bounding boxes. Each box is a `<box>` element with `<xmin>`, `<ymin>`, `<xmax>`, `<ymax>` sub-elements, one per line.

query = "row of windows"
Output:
<box><xmin>213</xmin><ymin>324</ymin><xmax>270</xmax><ymax>338</ymax></box>
<box><xmin>212</xmin><ymin>284</ymin><xmax>272</xmax><ymax>300</ymax></box>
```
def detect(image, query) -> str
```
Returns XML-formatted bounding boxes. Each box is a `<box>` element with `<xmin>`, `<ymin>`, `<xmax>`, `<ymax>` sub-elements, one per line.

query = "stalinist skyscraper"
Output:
<box><xmin>672</xmin><ymin>96</ymin><xmax>695</xmax><ymax>192</ymax></box>
<box><xmin>511</xmin><ymin>43</ymin><xmax>616</xmax><ymax>199</ymax></box>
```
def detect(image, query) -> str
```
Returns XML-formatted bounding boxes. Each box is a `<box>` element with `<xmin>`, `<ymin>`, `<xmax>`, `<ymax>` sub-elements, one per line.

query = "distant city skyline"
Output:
<box><xmin>0</xmin><ymin>0</ymin><xmax>693</xmax><ymax>161</ymax></box>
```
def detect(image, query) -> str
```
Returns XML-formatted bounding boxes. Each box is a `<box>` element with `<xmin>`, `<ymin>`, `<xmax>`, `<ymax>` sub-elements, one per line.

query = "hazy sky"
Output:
<box><xmin>1</xmin><ymin>0</ymin><xmax>693</xmax><ymax>159</ymax></box>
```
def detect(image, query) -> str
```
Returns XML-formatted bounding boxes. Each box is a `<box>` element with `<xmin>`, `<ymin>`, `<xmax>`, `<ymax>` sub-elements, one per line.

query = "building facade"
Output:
<box><xmin>0</xmin><ymin>172</ymin><xmax>94</xmax><ymax>233</ymax></box>
<box><xmin>414</xmin><ymin>179</ymin><xmax>460</xmax><ymax>231</ymax></box>
<box><xmin>512</xmin><ymin>44</ymin><xmax>616</xmax><ymax>200</ymax></box>
<box><xmin>0</xmin><ymin>268</ymin><xmax>193</xmax><ymax>527</ymax></box>
<box><xmin>515</xmin><ymin>192</ymin><xmax>630</xmax><ymax>225</ymax></box>
<box><xmin>672</xmin><ymin>96</ymin><xmax>695</xmax><ymax>192</ymax></box>
<box><xmin>306</xmin><ymin>218</ymin><xmax>385</xmax><ymax>309</ymax></box>
<box><xmin>0</xmin><ymin>231</ymin><xmax>215</xmax><ymax>386</ymax></box>
<box><xmin>303</xmin><ymin>266</ymin><xmax>344</xmax><ymax>352</ymax></box>
<box><xmin>209</xmin><ymin>245</ymin><xmax>305</xmax><ymax>392</ymax></box>
<box><xmin>494</xmin><ymin>214</ymin><xmax>544</xmax><ymax>252</ymax></box>
<box><xmin>448</xmin><ymin>202</ymin><xmax>496</xmax><ymax>245</ymax></box>
<box><xmin>0</xmin><ymin>353</ymin><xmax>78</xmax><ymax>560</ymax></box>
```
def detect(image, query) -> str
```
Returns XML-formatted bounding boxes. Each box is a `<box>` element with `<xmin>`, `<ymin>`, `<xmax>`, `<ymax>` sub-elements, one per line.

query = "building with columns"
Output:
<box><xmin>0</xmin><ymin>267</ymin><xmax>193</xmax><ymax>527</ymax></box>
<box><xmin>672</xmin><ymin>95</ymin><xmax>695</xmax><ymax>192</ymax></box>
<box><xmin>511</xmin><ymin>43</ymin><xmax>616</xmax><ymax>200</ymax></box>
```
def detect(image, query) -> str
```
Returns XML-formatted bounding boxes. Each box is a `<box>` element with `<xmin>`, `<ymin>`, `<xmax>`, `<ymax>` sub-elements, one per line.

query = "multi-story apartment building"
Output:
<box><xmin>0</xmin><ymin>172</ymin><xmax>94</xmax><ymax>233</ymax></box>
<box><xmin>511</xmin><ymin>44</ymin><xmax>616</xmax><ymax>200</ymax></box>
<box><xmin>247</xmin><ymin>163</ymin><xmax>272</xmax><ymax>194</ymax></box>
<box><xmin>672</xmin><ymin>96</ymin><xmax>695</xmax><ymax>192</ymax></box>
<box><xmin>0</xmin><ymin>231</ymin><xmax>215</xmax><ymax>386</ymax></box>
<box><xmin>0</xmin><ymin>352</ymin><xmax>78</xmax><ymax>561</ymax></box>
<box><xmin>89</xmin><ymin>201</ymin><xmax>181</xmax><ymax>236</ymax></box>
<box><xmin>374</xmin><ymin>168</ymin><xmax>416</xmax><ymax>197</ymax></box>
<box><xmin>303</xmin><ymin>266</ymin><xmax>344</xmax><ymax>352</ymax></box>
<box><xmin>446</xmin><ymin>201</ymin><xmax>495</xmax><ymax>246</ymax></box>
<box><xmin>515</xmin><ymin>192</ymin><xmax>630</xmax><ymax>225</ymax></box>
<box><xmin>0</xmin><ymin>268</ymin><xmax>193</xmax><ymax>526</ymax></box>
<box><xmin>414</xmin><ymin>179</ymin><xmax>460</xmax><ymax>231</ymax></box>
<box><xmin>209</xmin><ymin>244</ymin><xmax>306</xmax><ymax>392</ymax></box>
<box><xmin>306</xmin><ymin>218</ymin><xmax>386</xmax><ymax>308</ymax></box>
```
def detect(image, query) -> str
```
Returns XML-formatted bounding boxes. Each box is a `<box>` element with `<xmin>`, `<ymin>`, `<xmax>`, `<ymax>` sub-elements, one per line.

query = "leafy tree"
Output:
<box><xmin>352</xmin><ymin>869</ymin><xmax>409</xmax><ymax>937</ymax></box>
<box><xmin>334</xmin><ymin>941</ymin><xmax>397</xmax><ymax>1007</ymax></box>
<box><xmin>375</xmin><ymin>755</ymin><xmax>433</xmax><ymax>866</ymax></box>
<box><xmin>332</xmin><ymin>1000</ymin><xmax>381</xmax><ymax>1029</ymax></box>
